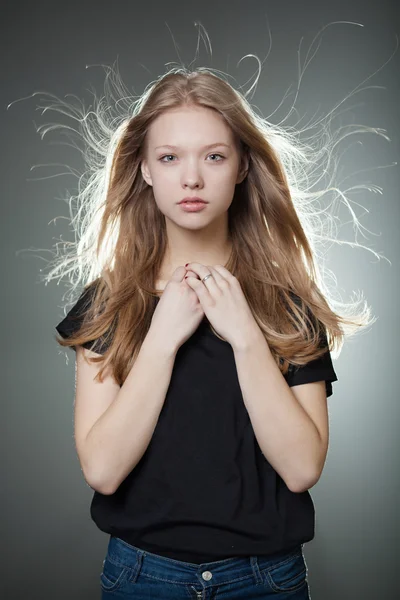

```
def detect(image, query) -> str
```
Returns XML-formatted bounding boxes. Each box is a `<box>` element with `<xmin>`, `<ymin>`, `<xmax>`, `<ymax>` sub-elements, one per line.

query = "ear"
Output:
<box><xmin>140</xmin><ymin>159</ymin><xmax>153</xmax><ymax>186</ymax></box>
<box><xmin>236</xmin><ymin>151</ymin><xmax>249</xmax><ymax>184</ymax></box>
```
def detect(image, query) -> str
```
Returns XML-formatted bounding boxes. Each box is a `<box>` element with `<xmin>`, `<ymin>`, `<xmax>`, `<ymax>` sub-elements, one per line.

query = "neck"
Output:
<box><xmin>158</xmin><ymin>216</ymin><xmax>232</xmax><ymax>282</ymax></box>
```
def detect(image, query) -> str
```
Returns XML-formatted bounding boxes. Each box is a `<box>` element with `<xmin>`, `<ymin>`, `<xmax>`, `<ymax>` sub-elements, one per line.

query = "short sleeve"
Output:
<box><xmin>283</xmin><ymin>292</ymin><xmax>338</xmax><ymax>397</ymax></box>
<box><xmin>284</xmin><ymin>336</ymin><xmax>338</xmax><ymax>397</ymax></box>
<box><xmin>55</xmin><ymin>283</ymin><xmax>110</xmax><ymax>354</ymax></box>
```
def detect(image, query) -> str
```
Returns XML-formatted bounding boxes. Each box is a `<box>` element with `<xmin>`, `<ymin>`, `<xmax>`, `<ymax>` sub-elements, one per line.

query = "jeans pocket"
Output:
<box><xmin>100</xmin><ymin>556</ymin><xmax>130</xmax><ymax>593</ymax></box>
<box><xmin>263</xmin><ymin>551</ymin><xmax>308</xmax><ymax>593</ymax></box>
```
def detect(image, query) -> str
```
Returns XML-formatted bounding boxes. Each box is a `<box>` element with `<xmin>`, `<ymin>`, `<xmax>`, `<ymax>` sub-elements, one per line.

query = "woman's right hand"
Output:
<box><xmin>149</xmin><ymin>266</ymin><xmax>205</xmax><ymax>351</ymax></box>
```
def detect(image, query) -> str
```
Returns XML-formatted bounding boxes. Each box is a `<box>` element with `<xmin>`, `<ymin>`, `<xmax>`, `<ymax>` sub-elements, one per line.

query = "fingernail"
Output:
<box><xmin>185</xmin><ymin>263</ymin><xmax>189</xmax><ymax>267</ymax></box>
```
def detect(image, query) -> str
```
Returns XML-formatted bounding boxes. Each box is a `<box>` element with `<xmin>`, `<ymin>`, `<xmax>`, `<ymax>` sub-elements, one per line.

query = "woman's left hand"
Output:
<box><xmin>184</xmin><ymin>263</ymin><xmax>261</xmax><ymax>349</ymax></box>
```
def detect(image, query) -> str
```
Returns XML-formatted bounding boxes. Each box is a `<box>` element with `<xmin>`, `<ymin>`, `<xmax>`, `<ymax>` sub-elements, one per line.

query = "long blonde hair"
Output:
<box><xmin>45</xmin><ymin>66</ymin><xmax>375</xmax><ymax>385</ymax></box>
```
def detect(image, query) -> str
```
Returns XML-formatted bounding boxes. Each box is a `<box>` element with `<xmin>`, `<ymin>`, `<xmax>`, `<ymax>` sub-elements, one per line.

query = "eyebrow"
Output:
<box><xmin>154</xmin><ymin>142</ymin><xmax>231</xmax><ymax>151</ymax></box>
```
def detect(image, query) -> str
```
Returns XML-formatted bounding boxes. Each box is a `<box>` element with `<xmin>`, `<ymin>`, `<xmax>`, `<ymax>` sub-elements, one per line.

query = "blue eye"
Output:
<box><xmin>159</xmin><ymin>153</ymin><xmax>224</xmax><ymax>163</ymax></box>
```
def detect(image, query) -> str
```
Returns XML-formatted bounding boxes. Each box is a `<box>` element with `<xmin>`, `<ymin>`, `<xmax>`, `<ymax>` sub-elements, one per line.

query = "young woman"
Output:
<box><xmin>54</xmin><ymin>68</ymin><xmax>368</xmax><ymax>599</ymax></box>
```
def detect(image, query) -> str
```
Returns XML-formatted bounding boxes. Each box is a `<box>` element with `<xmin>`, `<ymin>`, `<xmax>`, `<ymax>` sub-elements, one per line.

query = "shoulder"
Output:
<box><xmin>284</xmin><ymin>289</ymin><xmax>328</xmax><ymax>348</ymax></box>
<box><xmin>55</xmin><ymin>278</ymin><xmax>107</xmax><ymax>353</ymax></box>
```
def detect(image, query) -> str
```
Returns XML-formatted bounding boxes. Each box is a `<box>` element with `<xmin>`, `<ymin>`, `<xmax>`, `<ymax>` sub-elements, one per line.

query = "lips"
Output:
<box><xmin>179</xmin><ymin>197</ymin><xmax>207</xmax><ymax>204</ymax></box>
<box><xmin>179</xmin><ymin>200</ymin><xmax>208</xmax><ymax>212</ymax></box>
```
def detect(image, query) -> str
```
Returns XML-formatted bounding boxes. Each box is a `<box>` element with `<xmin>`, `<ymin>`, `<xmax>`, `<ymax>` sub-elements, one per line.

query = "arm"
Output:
<box><xmin>82</xmin><ymin>331</ymin><xmax>178</xmax><ymax>495</ymax></box>
<box><xmin>232</xmin><ymin>329</ymin><xmax>325</xmax><ymax>493</ymax></box>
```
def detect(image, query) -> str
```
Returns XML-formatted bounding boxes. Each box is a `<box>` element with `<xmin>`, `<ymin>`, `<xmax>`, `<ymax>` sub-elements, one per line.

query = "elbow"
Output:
<box><xmin>288</xmin><ymin>480</ymin><xmax>314</xmax><ymax>494</ymax></box>
<box><xmin>80</xmin><ymin>452</ymin><xmax>119</xmax><ymax>495</ymax></box>
<box><xmin>288</xmin><ymin>451</ymin><xmax>326</xmax><ymax>493</ymax></box>
<box><xmin>84</xmin><ymin>469</ymin><xmax>117</xmax><ymax>496</ymax></box>
<box><xmin>287</xmin><ymin>478</ymin><xmax>315</xmax><ymax>494</ymax></box>
<box><xmin>93</xmin><ymin>481</ymin><xmax>116</xmax><ymax>496</ymax></box>
<box><xmin>287</xmin><ymin>470</ymin><xmax>321</xmax><ymax>494</ymax></box>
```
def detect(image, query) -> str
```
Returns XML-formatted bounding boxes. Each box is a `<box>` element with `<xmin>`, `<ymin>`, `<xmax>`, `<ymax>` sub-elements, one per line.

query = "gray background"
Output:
<box><xmin>3</xmin><ymin>0</ymin><xmax>399</xmax><ymax>598</ymax></box>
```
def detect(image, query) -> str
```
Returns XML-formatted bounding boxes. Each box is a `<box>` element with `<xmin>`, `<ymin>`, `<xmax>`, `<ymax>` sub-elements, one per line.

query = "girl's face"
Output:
<box><xmin>140</xmin><ymin>105</ymin><xmax>247</xmax><ymax>230</ymax></box>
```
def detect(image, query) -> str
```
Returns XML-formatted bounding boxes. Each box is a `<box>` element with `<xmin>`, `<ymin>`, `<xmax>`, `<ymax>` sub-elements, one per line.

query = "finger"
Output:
<box><xmin>211</xmin><ymin>265</ymin><xmax>236</xmax><ymax>282</ymax></box>
<box><xmin>184</xmin><ymin>262</ymin><xmax>210</xmax><ymax>280</ymax></box>
<box><xmin>186</xmin><ymin>263</ymin><xmax>219</xmax><ymax>291</ymax></box>
<box><xmin>185</xmin><ymin>275</ymin><xmax>210</xmax><ymax>300</ymax></box>
<box><xmin>185</xmin><ymin>269</ymin><xmax>200</xmax><ymax>279</ymax></box>
<box><xmin>172</xmin><ymin>266</ymin><xmax>189</xmax><ymax>282</ymax></box>
<box><xmin>206</xmin><ymin>266</ymin><xmax>225</xmax><ymax>284</ymax></box>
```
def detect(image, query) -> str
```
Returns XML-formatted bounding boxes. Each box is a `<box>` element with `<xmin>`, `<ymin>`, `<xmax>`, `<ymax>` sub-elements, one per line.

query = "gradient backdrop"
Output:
<box><xmin>3</xmin><ymin>0</ymin><xmax>399</xmax><ymax>598</ymax></box>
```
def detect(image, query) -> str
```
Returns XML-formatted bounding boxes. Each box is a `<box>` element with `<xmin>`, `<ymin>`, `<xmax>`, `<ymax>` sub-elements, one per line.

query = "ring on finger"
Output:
<box><xmin>202</xmin><ymin>273</ymin><xmax>213</xmax><ymax>284</ymax></box>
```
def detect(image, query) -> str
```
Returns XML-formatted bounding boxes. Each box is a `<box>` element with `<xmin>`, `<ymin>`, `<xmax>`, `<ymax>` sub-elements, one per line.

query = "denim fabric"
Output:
<box><xmin>99</xmin><ymin>536</ymin><xmax>311</xmax><ymax>598</ymax></box>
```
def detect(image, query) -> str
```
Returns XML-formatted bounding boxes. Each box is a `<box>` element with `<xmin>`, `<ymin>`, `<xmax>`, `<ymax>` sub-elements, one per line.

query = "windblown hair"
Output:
<box><xmin>39</xmin><ymin>63</ymin><xmax>378</xmax><ymax>385</ymax></box>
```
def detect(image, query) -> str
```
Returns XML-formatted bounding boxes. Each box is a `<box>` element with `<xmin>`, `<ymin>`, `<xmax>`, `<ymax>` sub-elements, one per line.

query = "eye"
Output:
<box><xmin>159</xmin><ymin>153</ymin><xmax>225</xmax><ymax>163</ymax></box>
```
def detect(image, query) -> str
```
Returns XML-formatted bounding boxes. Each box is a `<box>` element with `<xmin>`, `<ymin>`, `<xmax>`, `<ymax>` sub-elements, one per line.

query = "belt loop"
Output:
<box><xmin>128</xmin><ymin>547</ymin><xmax>145</xmax><ymax>584</ymax></box>
<box><xmin>250</xmin><ymin>556</ymin><xmax>263</xmax><ymax>585</ymax></box>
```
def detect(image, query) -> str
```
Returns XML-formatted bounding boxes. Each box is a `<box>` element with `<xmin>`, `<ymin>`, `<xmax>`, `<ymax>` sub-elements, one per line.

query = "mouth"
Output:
<box><xmin>178</xmin><ymin>200</ymin><xmax>208</xmax><ymax>212</ymax></box>
<box><xmin>178</xmin><ymin>199</ymin><xmax>208</xmax><ymax>204</ymax></box>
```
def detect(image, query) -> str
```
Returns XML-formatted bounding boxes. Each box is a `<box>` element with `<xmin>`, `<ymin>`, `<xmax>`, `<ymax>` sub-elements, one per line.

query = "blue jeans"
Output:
<box><xmin>100</xmin><ymin>535</ymin><xmax>311</xmax><ymax>598</ymax></box>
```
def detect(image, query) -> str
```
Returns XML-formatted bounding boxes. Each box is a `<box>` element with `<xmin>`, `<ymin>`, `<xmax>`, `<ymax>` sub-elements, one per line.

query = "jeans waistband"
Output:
<box><xmin>105</xmin><ymin>536</ymin><xmax>303</xmax><ymax>587</ymax></box>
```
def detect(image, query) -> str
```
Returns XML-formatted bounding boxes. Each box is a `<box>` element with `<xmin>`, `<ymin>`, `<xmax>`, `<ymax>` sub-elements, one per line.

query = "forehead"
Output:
<box><xmin>146</xmin><ymin>106</ymin><xmax>235</xmax><ymax>147</ymax></box>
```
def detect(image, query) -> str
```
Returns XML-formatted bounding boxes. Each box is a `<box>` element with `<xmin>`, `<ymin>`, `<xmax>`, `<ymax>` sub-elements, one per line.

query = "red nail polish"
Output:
<box><xmin>185</xmin><ymin>263</ymin><xmax>189</xmax><ymax>267</ymax></box>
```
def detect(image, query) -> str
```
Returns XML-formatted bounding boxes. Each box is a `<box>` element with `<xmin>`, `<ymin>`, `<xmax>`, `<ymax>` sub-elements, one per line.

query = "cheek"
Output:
<box><xmin>217</xmin><ymin>165</ymin><xmax>240</xmax><ymax>187</ymax></box>
<box><xmin>153</xmin><ymin>169</ymin><xmax>175</xmax><ymax>195</ymax></box>
<box><xmin>218</xmin><ymin>171</ymin><xmax>239</xmax><ymax>196</ymax></box>
<box><xmin>151</xmin><ymin>191</ymin><xmax>180</xmax><ymax>218</ymax></box>
<box><xmin>151</xmin><ymin>176</ymin><xmax>175</xmax><ymax>202</ymax></box>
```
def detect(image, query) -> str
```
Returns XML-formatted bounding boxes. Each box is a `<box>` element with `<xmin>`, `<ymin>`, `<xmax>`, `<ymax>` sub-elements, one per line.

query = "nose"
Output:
<box><xmin>181</xmin><ymin>161</ymin><xmax>204</xmax><ymax>189</ymax></box>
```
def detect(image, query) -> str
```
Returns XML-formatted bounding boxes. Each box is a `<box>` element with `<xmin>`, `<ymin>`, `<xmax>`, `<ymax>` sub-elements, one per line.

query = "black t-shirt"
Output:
<box><xmin>55</xmin><ymin>285</ymin><xmax>338</xmax><ymax>564</ymax></box>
